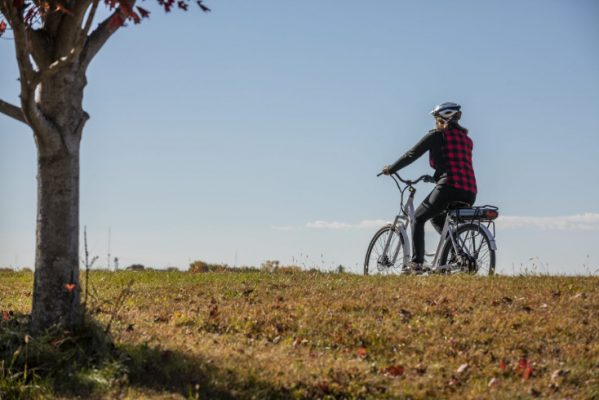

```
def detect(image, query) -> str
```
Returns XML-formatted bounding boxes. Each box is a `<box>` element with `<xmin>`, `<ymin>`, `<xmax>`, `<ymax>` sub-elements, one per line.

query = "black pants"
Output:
<box><xmin>412</xmin><ymin>185</ymin><xmax>476</xmax><ymax>263</ymax></box>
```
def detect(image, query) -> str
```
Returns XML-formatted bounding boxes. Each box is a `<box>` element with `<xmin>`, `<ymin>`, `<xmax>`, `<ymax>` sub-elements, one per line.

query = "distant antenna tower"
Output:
<box><xmin>107</xmin><ymin>227</ymin><xmax>111</xmax><ymax>270</ymax></box>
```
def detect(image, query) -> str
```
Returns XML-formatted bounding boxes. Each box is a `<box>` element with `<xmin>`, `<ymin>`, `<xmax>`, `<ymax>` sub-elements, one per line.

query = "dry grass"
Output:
<box><xmin>1</xmin><ymin>270</ymin><xmax>598</xmax><ymax>399</ymax></box>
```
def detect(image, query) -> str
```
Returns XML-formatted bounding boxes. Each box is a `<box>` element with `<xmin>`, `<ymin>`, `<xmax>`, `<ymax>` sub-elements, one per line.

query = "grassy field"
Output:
<box><xmin>1</xmin><ymin>270</ymin><xmax>598</xmax><ymax>399</ymax></box>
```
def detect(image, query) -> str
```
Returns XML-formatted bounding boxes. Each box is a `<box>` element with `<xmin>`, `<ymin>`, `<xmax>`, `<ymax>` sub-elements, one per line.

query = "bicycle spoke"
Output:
<box><xmin>449</xmin><ymin>225</ymin><xmax>493</xmax><ymax>275</ymax></box>
<box><xmin>365</xmin><ymin>227</ymin><xmax>404</xmax><ymax>275</ymax></box>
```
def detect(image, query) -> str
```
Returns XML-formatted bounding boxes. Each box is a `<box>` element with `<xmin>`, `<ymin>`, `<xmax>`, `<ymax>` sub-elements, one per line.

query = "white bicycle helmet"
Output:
<box><xmin>430</xmin><ymin>102</ymin><xmax>461</xmax><ymax>121</ymax></box>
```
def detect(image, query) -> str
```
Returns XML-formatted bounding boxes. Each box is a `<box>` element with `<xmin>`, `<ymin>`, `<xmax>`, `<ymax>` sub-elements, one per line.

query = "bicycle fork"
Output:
<box><xmin>379</xmin><ymin>216</ymin><xmax>402</xmax><ymax>267</ymax></box>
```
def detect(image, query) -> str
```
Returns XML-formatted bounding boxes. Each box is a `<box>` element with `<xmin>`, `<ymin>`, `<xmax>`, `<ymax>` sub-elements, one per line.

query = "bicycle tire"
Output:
<box><xmin>363</xmin><ymin>224</ymin><xmax>407</xmax><ymax>275</ymax></box>
<box><xmin>439</xmin><ymin>223</ymin><xmax>496</xmax><ymax>275</ymax></box>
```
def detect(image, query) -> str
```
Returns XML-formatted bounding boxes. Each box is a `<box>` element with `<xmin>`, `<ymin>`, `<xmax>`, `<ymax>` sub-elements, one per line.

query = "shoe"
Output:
<box><xmin>401</xmin><ymin>262</ymin><xmax>429</xmax><ymax>275</ymax></box>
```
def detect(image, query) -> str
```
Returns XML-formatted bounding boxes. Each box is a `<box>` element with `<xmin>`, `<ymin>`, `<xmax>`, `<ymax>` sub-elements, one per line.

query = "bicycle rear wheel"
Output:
<box><xmin>364</xmin><ymin>224</ymin><xmax>407</xmax><ymax>275</ymax></box>
<box><xmin>439</xmin><ymin>223</ymin><xmax>496</xmax><ymax>275</ymax></box>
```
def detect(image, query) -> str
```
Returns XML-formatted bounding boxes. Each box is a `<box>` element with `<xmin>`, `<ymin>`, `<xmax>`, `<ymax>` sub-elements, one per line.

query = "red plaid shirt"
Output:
<box><xmin>429</xmin><ymin>127</ymin><xmax>477</xmax><ymax>194</ymax></box>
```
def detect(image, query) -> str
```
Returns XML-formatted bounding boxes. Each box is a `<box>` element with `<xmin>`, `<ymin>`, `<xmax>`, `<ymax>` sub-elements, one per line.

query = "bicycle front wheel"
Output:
<box><xmin>439</xmin><ymin>223</ymin><xmax>496</xmax><ymax>275</ymax></box>
<box><xmin>364</xmin><ymin>224</ymin><xmax>407</xmax><ymax>275</ymax></box>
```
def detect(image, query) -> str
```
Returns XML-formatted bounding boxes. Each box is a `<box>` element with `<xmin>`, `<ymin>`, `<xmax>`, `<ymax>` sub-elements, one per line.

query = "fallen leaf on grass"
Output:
<box><xmin>317</xmin><ymin>381</ymin><xmax>330</xmax><ymax>394</ymax></box>
<box><xmin>456</xmin><ymin>363</ymin><xmax>469</xmax><ymax>374</ymax></box>
<box><xmin>529</xmin><ymin>387</ymin><xmax>541</xmax><ymax>397</ymax></box>
<box><xmin>550</xmin><ymin>369</ymin><xmax>569</xmax><ymax>382</ymax></box>
<box><xmin>383</xmin><ymin>365</ymin><xmax>404</xmax><ymax>377</ymax></box>
<box><xmin>516</xmin><ymin>358</ymin><xmax>534</xmax><ymax>380</ymax></box>
<box><xmin>209</xmin><ymin>304</ymin><xmax>219</xmax><ymax>318</ymax></box>
<box><xmin>153</xmin><ymin>315</ymin><xmax>169</xmax><ymax>323</ymax></box>
<box><xmin>399</xmin><ymin>309</ymin><xmax>412</xmax><ymax>321</ymax></box>
<box><xmin>64</xmin><ymin>283</ymin><xmax>76</xmax><ymax>293</ymax></box>
<box><xmin>415</xmin><ymin>363</ymin><xmax>427</xmax><ymax>375</ymax></box>
<box><xmin>523</xmin><ymin>366</ymin><xmax>533</xmax><ymax>380</ymax></box>
<box><xmin>447</xmin><ymin>378</ymin><xmax>459</xmax><ymax>387</ymax></box>
<box><xmin>488</xmin><ymin>377</ymin><xmax>499</xmax><ymax>388</ymax></box>
<box><xmin>356</xmin><ymin>347</ymin><xmax>367</xmax><ymax>359</ymax></box>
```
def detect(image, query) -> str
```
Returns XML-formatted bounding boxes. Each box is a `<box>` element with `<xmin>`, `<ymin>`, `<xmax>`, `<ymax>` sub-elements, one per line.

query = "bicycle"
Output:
<box><xmin>364</xmin><ymin>172</ymin><xmax>498</xmax><ymax>275</ymax></box>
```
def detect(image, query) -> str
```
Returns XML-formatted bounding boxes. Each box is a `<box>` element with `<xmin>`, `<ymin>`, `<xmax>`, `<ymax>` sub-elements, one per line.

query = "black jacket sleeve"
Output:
<box><xmin>388</xmin><ymin>130</ymin><xmax>442</xmax><ymax>174</ymax></box>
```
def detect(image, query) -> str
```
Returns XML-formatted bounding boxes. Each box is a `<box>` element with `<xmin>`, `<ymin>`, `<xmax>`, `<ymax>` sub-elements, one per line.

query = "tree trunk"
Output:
<box><xmin>31</xmin><ymin>148</ymin><xmax>82</xmax><ymax>331</ymax></box>
<box><xmin>30</xmin><ymin>69</ymin><xmax>87</xmax><ymax>332</ymax></box>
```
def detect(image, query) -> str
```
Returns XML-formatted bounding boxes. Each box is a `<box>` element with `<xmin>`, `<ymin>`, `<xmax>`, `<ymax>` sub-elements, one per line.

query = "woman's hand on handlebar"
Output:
<box><xmin>377</xmin><ymin>165</ymin><xmax>391</xmax><ymax>177</ymax></box>
<box><xmin>422</xmin><ymin>175</ymin><xmax>435</xmax><ymax>183</ymax></box>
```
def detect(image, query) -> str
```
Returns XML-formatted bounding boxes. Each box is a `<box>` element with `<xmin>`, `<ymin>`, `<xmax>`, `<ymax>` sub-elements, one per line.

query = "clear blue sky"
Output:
<box><xmin>1</xmin><ymin>0</ymin><xmax>599</xmax><ymax>274</ymax></box>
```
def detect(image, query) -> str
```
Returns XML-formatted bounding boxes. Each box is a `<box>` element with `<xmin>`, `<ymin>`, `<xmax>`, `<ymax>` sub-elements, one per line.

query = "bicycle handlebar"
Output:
<box><xmin>377</xmin><ymin>171</ymin><xmax>434</xmax><ymax>185</ymax></box>
<box><xmin>399</xmin><ymin>174</ymin><xmax>435</xmax><ymax>185</ymax></box>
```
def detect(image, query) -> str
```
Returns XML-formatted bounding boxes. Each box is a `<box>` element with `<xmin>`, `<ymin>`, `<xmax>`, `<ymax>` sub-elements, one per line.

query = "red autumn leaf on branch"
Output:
<box><xmin>130</xmin><ymin>11</ymin><xmax>141</xmax><ymax>24</ymax></box>
<box><xmin>39</xmin><ymin>1</ymin><xmax>50</xmax><ymax>13</ymax></box>
<box><xmin>104</xmin><ymin>0</ymin><xmax>119</xmax><ymax>10</ymax></box>
<box><xmin>55</xmin><ymin>3</ymin><xmax>73</xmax><ymax>15</ymax></box>
<box><xmin>137</xmin><ymin>6</ymin><xmax>150</xmax><ymax>18</ymax></box>
<box><xmin>109</xmin><ymin>13</ymin><xmax>126</xmax><ymax>29</ymax></box>
<box><xmin>118</xmin><ymin>2</ymin><xmax>140</xmax><ymax>24</ymax></box>
<box><xmin>499</xmin><ymin>360</ymin><xmax>507</xmax><ymax>370</ymax></box>
<box><xmin>0</xmin><ymin>20</ymin><xmax>6</xmax><ymax>38</ymax></box>
<box><xmin>197</xmin><ymin>0</ymin><xmax>210</xmax><ymax>12</ymax></box>
<box><xmin>24</xmin><ymin>7</ymin><xmax>38</xmax><ymax>24</ymax></box>
<box><xmin>159</xmin><ymin>0</ymin><xmax>175</xmax><ymax>12</ymax></box>
<box><xmin>178</xmin><ymin>1</ymin><xmax>188</xmax><ymax>11</ymax></box>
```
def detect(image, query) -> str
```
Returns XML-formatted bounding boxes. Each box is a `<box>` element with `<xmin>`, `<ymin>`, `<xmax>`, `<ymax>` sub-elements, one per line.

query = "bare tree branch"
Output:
<box><xmin>0</xmin><ymin>98</ymin><xmax>27</xmax><ymax>125</ymax></box>
<box><xmin>81</xmin><ymin>0</ymin><xmax>136</xmax><ymax>68</ymax></box>
<box><xmin>29</xmin><ymin>28</ymin><xmax>52</xmax><ymax>69</ymax></box>
<box><xmin>29</xmin><ymin>1</ymin><xmax>98</xmax><ymax>86</ymax></box>
<box><xmin>80</xmin><ymin>0</ymin><xmax>99</xmax><ymax>39</ymax></box>
<box><xmin>55</xmin><ymin>0</ymin><xmax>94</xmax><ymax>59</ymax></box>
<box><xmin>0</xmin><ymin>0</ymin><xmax>62</xmax><ymax>149</ymax></box>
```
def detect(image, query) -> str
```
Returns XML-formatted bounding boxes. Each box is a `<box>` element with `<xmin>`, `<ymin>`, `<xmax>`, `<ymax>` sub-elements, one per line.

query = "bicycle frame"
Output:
<box><xmin>381</xmin><ymin>173</ymin><xmax>497</xmax><ymax>272</ymax></box>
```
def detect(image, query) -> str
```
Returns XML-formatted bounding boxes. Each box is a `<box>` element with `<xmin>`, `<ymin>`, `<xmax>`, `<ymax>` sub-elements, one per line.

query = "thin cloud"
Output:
<box><xmin>299</xmin><ymin>213</ymin><xmax>599</xmax><ymax>231</ymax></box>
<box><xmin>496</xmin><ymin>213</ymin><xmax>599</xmax><ymax>231</ymax></box>
<box><xmin>305</xmin><ymin>219</ymin><xmax>389</xmax><ymax>230</ymax></box>
<box><xmin>271</xmin><ymin>225</ymin><xmax>299</xmax><ymax>231</ymax></box>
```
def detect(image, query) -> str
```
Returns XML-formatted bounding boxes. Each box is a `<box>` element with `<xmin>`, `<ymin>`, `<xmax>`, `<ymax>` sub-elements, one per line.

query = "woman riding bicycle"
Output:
<box><xmin>382</xmin><ymin>102</ymin><xmax>477</xmax><ymax>273</ymax></box>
